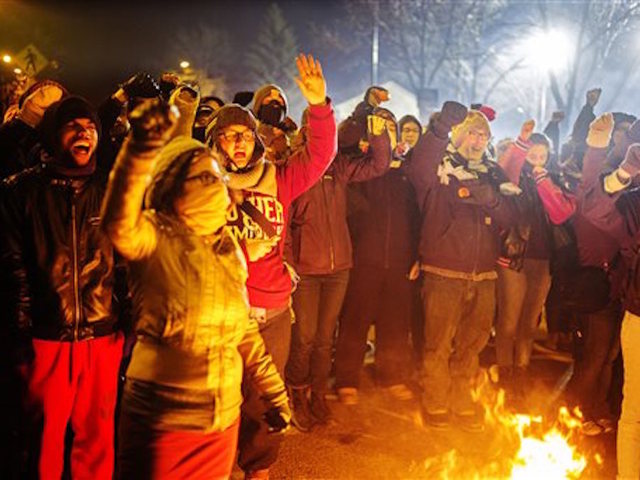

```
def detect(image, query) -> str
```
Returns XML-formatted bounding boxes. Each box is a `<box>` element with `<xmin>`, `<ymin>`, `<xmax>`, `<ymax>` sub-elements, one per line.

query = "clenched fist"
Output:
<box><xmin>128</xmin><ymin>98</ymin><xmax>180</xmax><ymax>150</ymax></box>
<box><xmin>586</xmin><ymin>112</ymin><xmax>613</xmax><ymax>149</ymax></box>
<box><xmin>520</xmin><ymin>119</ymin><xmax>535</xmax><ymax>142</ymax></box>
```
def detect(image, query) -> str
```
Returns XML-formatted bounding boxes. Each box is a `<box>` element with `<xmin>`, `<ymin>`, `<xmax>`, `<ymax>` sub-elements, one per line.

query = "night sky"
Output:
<box><xmin>1</xmin><ymin>0</ymin><xmax>346</xmax><ymax>103</ymax></box>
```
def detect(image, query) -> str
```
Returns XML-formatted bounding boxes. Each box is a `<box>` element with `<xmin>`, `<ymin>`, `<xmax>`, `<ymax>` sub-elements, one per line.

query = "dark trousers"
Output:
<box><xmin>420</xmin><ymin>273</ymin><xmax>495</xmax><ymax>414</ymax></box>
<box><xmin>237</xmin><ymin>308</ymin><xmax>291</xmax><ymax>473</ymax></box>
<box><xmin>286</xmin><ymin>270</ymin><xmax>349</xmax><ymax>393</ymax></box>
<box><xmin>335</xmin><ymin>265</ymin><xmax>412</xmax><ymax>389</ymax></box>
<box><xmin>566</xmin><ymin>301</ymin><xmax>622</xmax><ymax>420</ymax></box>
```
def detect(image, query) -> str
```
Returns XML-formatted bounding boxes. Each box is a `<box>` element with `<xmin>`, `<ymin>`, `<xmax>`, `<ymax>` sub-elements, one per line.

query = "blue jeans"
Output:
<box><xmin>496</xmin><ymin>259</ymin><xmax>551</xmax><ymax>368</ymax></box>
<box><xmin>286</xmin><ymin>270</ymin><xmax>350</xmax><ymax>394</ymax></box>
<box><xmin>421</xmin><ymin>273</ymin><xmax>495</xmax><ymax>413</ymax></box>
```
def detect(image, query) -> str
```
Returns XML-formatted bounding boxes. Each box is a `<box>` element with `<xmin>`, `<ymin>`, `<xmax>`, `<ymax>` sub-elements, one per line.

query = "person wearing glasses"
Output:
<box><xmin>206</xmin><ymin>54</ymin><xmax>337</xmax><ymax>480</ymax></box>
<box><xmin>101</xmin><ymin>92</ymin><xmax>290</xmax><ymax>479</ymax></box>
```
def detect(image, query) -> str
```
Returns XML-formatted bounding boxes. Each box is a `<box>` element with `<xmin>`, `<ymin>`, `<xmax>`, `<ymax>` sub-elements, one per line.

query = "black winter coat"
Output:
<box><xmin>0</xmin><ymin>164</ymin><xmax>118</xmax><ymax>357</ymax></box>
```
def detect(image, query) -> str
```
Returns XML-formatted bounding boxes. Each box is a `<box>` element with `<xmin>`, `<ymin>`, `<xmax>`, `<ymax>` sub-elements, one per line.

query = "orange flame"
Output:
<box><xmin>423</xmin><ymin>373</ymin><xmax>600</xmax><ymax>479</ymax></box>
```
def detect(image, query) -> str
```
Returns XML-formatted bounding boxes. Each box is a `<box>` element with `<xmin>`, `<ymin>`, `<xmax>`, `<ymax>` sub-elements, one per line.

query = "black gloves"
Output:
<box><xmin>121</xmin><ymin>72</ymin><xmax>161</xmax><ymax>100</ymax></box>
<box><xmin>430</xmin><ymin>101</ymin><xmax>467</xmax><ymax>139</ymax></box>
<box><xmin>128</xmin><ymin>98</ymin><xmax>179</xmax><ymax>150</ymax></box>
<box><xmin>263</xmin><ymin>405</ymin><xmax>291</xmax><ymax>434</ymax></box>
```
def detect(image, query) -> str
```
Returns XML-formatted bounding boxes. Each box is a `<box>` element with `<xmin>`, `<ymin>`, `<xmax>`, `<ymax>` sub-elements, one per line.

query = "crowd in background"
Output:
<box><xmin>1</xmin><ymin>54</ymin><xmax>640</xmax><ymax>480</ymax></box>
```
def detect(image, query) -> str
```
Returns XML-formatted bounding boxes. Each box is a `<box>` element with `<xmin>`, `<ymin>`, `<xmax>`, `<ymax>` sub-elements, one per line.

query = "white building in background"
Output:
<box><xmin>334</xmin><ymin>80</ymin><xmax>421</xmax><ymax>123</ymax></box>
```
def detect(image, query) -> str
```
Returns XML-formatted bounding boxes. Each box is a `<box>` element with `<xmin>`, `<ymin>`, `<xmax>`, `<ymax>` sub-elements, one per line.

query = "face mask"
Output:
<box><xmin>175</xmin><ymin>177</ymin><xmax>230</xmax><ymax>236</ymax></box>
<box><xmin>258</xmin><ymin>101</ymin><xmax>285</xmax><ymax>127</ymax></box>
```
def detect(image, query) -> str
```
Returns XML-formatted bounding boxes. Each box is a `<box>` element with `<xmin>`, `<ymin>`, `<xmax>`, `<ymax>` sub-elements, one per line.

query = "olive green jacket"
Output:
<box><xmin>101</xmin><ymin>139</ymin><xmax>288</xmax><ymax>432</ymax></box>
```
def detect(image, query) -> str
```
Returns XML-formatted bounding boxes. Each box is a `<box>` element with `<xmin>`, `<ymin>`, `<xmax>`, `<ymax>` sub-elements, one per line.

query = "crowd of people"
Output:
<box><xmin>0</xmin><ymin>53</ymin><xmax>639</xmax><ymax>480</ymax></box>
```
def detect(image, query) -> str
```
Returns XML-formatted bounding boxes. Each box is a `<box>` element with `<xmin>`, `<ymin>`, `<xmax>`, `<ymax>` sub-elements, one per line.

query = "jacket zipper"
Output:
<box><xmin>321</xmin><ymin>179</ymin><xmax>335</xmax><ymax>271</ymax></box>
<box><xmin>71</xmin><ymin>191</ymin><xmax>81</xmax><ymax>341</ymax></box>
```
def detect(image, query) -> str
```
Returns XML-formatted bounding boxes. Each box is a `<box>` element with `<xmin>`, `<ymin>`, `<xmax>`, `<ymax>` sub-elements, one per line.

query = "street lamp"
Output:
<box><xmin>523</xmin><ymin>28</ymin><xmax>573</xmax><ymax>125</ymax></box>
<box><xmin>13</xmin><ymin>67</ymin><xmax>22</xmax><ymax>75</ymax></box>
<box><xmin>180</xmin><ymin>60</ymin><xmax>190</xmax><ymax>70</ymax></box>
<box><xmin>2</xmin><ymin>54</ymin><xmax>11</xmax><ymax>63</ymax></box>
<box><xmin>525</xmin><ymin>28</ymin><xmax>572</xmax><ymax>73</ymax></box>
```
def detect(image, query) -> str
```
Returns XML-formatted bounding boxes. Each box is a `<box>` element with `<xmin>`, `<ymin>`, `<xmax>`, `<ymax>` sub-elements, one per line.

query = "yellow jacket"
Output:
<box><xmin>101</xmin><ymin>138</ymin><xmax>288</xmax><ymax>432</ymax></box>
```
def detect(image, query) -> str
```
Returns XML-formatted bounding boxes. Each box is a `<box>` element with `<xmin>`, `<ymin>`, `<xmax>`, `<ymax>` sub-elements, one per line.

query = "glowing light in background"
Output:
<box><xmin>2</xmin><ymin>54</ymin><xmax>11</xmax><ymax>63</ymax></box>
<box><xmin>179</xmin><ymin>60</ymin><xmax>190</xmax><ymax>69</ymax></box>
<box><xmin>524</xmin><ymin>29</ymin><xmax>573</xmax><ymax>72</ymax></box>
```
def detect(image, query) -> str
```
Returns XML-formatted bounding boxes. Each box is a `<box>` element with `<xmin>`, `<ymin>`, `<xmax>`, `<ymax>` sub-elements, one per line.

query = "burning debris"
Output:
<box><xmin>423</xmin><ymin>375</ymin><xmax>603</xmax><ymax>479</ymax></box>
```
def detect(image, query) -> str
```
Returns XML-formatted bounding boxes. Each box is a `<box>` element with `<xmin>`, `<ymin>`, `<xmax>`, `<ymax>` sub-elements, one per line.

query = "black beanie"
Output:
<box><xmin>39</xmin><ymin>96</ymin><xmax>101</xmax><ymax>155</ymax></box>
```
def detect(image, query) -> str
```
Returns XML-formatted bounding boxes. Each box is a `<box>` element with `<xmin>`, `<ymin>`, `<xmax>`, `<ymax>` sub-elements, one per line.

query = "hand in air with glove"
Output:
<box><xmin>586</xmin><ymin>112</ymin><xmax>614</xmax><ymax>149</ymax></box>
<box><xmin>604</xmin><ymin>143</ymin><xmax>640</xmax><ymax>193</ymax></box>
<box><xmin>429</xmin><ymin>101</ymin><xmax>468</xmax><ymax>139</ymax></box>
<box><xmin>128</xmin><ymin>98</ymin><xmax>180</xmax><ymax>153</ymax></box>
<box><xmin>114</xmin><ymin>72</ymin><xmax>161</xmax><ymax>104</ymax></box>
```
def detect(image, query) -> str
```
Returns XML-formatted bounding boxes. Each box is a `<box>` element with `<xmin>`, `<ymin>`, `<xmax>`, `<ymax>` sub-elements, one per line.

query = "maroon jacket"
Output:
<box><xmin>350</xmin><ymin>157</ymin><xmax>420</xmax><ymax>271</ymax></box>
<box><xmin>407</xmin><ymin>123</ymin><xmax>518</xmax><ymax>276</ymax></box>
<box><xmin>287</xmin><ymin>133</ymin><xmax>391</xmax><ymax>275</ymax></box>
<box><xmin>581</xmin><ymin>162</ymin><xmax>640</xmax><ymax>313</ymax></box>
<box><xmin>498</xmin><ymin>138</ymin><xmax>576</xmax><ymax>264</ymax></box>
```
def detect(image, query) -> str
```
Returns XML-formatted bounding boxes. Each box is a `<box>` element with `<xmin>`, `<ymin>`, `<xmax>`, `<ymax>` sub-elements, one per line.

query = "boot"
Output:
<box><xmin>309</xmin><ymin>391</ymin><xmax>332</xmax><ymax>424</ymax></box>
<box><xmin>288</xmin><ymin>385</ymin><xmax>315</xmax><ymax>432</ymax></box>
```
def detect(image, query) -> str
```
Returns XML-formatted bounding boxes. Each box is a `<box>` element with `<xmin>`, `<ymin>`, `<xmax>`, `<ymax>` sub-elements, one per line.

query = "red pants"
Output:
<box><xmin>117</xmin><ymin>411</ymin><xmax>240</xmax><ymax>480</ymax></box>
<box><xmin>23</xmin><ymin>334</ymin><xmax>123</xmax><ymax>480</ymax></box>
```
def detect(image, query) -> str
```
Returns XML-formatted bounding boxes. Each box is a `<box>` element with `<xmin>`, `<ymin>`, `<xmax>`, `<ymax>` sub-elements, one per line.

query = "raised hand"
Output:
<box><xmin>520</xmin><ymin>119</ymin><xmax>535</xmax><ymax>142</ymax></box>
<box><xmin>367</xmin><ymin>115</ymin><xmax>387</xmax><ymax>136</ymax></box>
<box><xmin>440</xmin><ymin>101</ymin><xmax>468</xmax><ymax>129</ymax></box>
<box><xmin>586</xmin><ymin>112</ymin><xmax>613</xmax><ymax>149</ymax></box>
<box><xmin>619</xmin><ymin>144</ymin><xmax>640</xmax><ymax>178</ymax></box>
<box><xmin>120</xmin><ymin>72</ymin><xmax>161</xmax><ymax>100</ymax></box>
<box><xmin>586</xmin><ymin>88</ymin><xmax>602</xmax><ymax>108</ymax></box>
<box><xmin>294</xmin><ymin>54</ymin><xmax>327</xmax><ymax>106</ymax></box>
<box><xmin>366</xmin><ymin>86</ymin><xmax>390</xmax><ymax>108</ymax></box>
<box><xmin>128</xmin><ymin>98</ymin><xmax>180</xmax><ymax>150</ymax></box>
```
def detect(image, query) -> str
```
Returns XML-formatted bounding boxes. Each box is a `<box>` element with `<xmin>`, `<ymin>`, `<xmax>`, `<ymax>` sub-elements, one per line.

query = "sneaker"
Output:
<box><xmin>422</xmin><ymin>409</ymin><xmax>451</xmax><ymax>430</ymax></box>
<box><xmin>337</xmin><ymin>387</ymin><xmax>359</xmax><ymax>405</ymax></box>
<box><xmin>597</xmin><ymin>418</ymin><xmax>616</xmax><ymax>433</ymax></box>
<box><xmin>383</xmin><ymin>384</ymin><xmax>414</xmax><ymax>401</ymax></box>
<box><xmin>455</xmin><ymin>410</ymin><xmax>485</xmax><ymax>433</ymax></box>
<box><xmin>310</xmin><ymin>392</ymin><xmax>332</xmax><ymax>424</ymax></box>
<box><xmin>245</xmin><ymin>469</ymin><xmax>270</xmax><ymax>480</ymax></box>
<box><xmin>288</xmin><ymin>386</ymin><xmax>315</xmax><ymax>432</ymax></box>
<box><xmin>580</xmin><ymin>420</ymin><xmax>604</xmax><ymax>436</ymax></box>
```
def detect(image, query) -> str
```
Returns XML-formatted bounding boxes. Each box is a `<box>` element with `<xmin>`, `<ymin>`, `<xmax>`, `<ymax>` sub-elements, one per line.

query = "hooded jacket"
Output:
<box><xmin>497</xmin><ymin>138</ymin><xmax>576</xmax><ymax>269</ymax></box>
<box><xmin>0</xmin><ymin>97</ymin><xmax>116</xmax><ymax>359</ymax></box>
<box><xmin>287</xmin><ymin>131</ymin><xmax>391</xmax><ymax>275</ymax></box>
<box><xmin>408</xmin><ymin>116</ymin><xmax>518</xmax><ymax>278</ymax></box>
<box><xmin>100</xmin><ymin>125</ymin><xmax>288</xmax><ymax>431</ymax></box>
<box><xmin>212</xmin><ymin>102</ymin><xmax>337</xmax><ymax>309</ymax></box>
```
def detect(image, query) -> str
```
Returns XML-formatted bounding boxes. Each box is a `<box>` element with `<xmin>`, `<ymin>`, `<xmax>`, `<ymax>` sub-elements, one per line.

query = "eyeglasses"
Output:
<box><xmin>218</xmin><ymin>130</ymin><xmax>255</xmax><ymax>143</ymax></box>
<box><xmin>184</xmin><ymin>171</ymin><xmax>219</xmax><ymax>186</ymax></box>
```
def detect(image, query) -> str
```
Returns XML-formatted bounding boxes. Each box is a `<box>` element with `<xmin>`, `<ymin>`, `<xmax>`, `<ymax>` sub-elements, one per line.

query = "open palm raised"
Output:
<box><xmin>294</xmin><ymin>54</ymin><xmax>327</xmax><ymax>106</ymax></box>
